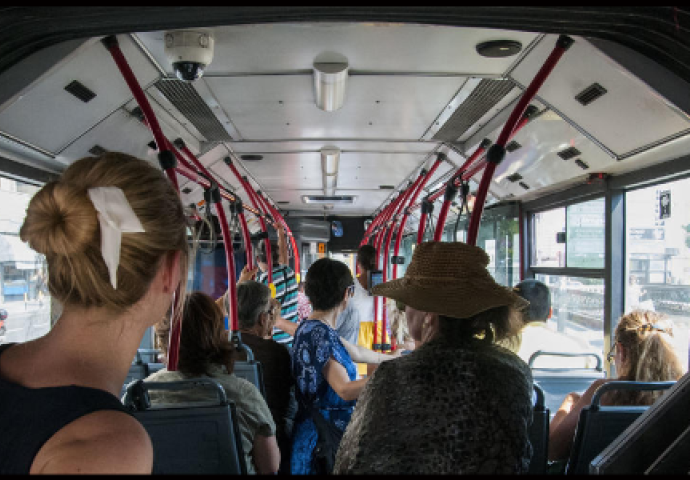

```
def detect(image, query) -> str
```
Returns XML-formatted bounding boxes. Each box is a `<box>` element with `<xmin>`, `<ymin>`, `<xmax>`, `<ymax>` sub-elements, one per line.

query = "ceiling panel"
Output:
<box><xmin>0</xmin><ymin>35</ymin><xmax>159</xmax><ymax>153</ymax></box>
<box><xmin>510</xmin><ymin>35</ymin><xmax>690</xmax><ymax>157</ymax></box>
<box><xmin>337</xmin><ymin>152</ymin><xmax>427</xmax><ymax>190</ymax></box>
<box><xmin>492</xmin><ymin>109</ymin><xmax>616</xmax><ymax>198</ymax></box>
<box><xmin>228</xmin><ymin>140</ymin><xmax>436</xmax><ymax>154</ymax></box>
<box><xmin>135</xmin><ymin>24</ymin><xmax>538</xmax><ymax>75</ymax></box>
<box><xmin>205</xmin><ymin>75</ymin><xmax>465</xmax><ymax>140</ymax></box>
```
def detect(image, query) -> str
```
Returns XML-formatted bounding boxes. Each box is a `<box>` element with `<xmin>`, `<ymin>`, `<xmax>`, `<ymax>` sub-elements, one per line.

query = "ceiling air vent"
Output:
<box><xmin>181</xmin><ymin>187</ymin><xmax>193</xmax><ymax>194</ymax></box>
<box><xmin>302</xmin><ymin>195</ymin><xmax>356</xmax><ymax>205</ymax></box>
<box><xmin>277</xmin><ymin>201</ymin><xmax>290</xmax><ymax>205</ymax></box>
<box><xmin>88</xmin><ymin>145</ymin><xmax>107</xmax><ymax>156</ymax></box>
<box><xmin>575</xmin><ymin>83</ymin><xmax>607</xmax><ymax>106</ymax></box>
<box><xmin>65</xmin><ymin>80</ymin><xmax>96</xmax><ymax>103</ymax></box>
<box><xmin>575</xmin><ymin>159</ymin><xmax>590</xmax><ymax>170</ymax></box>
<box><xmin>240</xmin><ymin>154</ymin><xmax>264</xmax><ymax>161</ymax></box>
<box><xmin>518</xmin><ymin>182</ymin><xmax>530</xmax><ymax>190</ymax></box>
<box><xmin>432</xmin><ymin>78</ymin><xmax>515</xmax><ymax>142</ymax></box>
<box><xmin>506</xmin><ymin>173</ymin><xmax>523</xmax><ymax>183</ymax></box>
<box><xmin>379</xmin><ymin>185</ymin><xmax>395</xmax><ymax>190</ymax></box>
<box><xmin>557</xmin><ymin>147</ymin><xmax>581</xmax><ymax>160</ymax></box>
<box><xmin>506</xmin><ymin>141</ymin><xmax>522</xmax><ymax>153</ymax></box>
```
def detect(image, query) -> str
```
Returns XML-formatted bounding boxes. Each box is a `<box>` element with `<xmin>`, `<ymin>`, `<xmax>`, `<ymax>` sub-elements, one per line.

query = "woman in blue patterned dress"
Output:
<box><xmin>290</xmin><ymin>258</ymin><xmax>369</xmax><ymax>474</ymax></box>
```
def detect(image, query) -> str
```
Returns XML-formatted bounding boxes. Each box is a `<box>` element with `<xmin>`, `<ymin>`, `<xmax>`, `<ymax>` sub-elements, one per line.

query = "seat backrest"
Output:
<box><xmin>233</xmin><ymin>360</ymin><xmax>266</xmax><ymax>398</ymax></box>
<box><xmin>120</xmin><ymin>363</ymin><xmax>147</xmax><ymax>399</ymax></box>
<box><xmin>527</xmin><ymin>383</ymin><xmax>550</xmax><ymax>474</ymax></box>
<box><xmin>566</xmin><ymin>381</ymin><xmax>675</xmax><ymax>475</ymax></box>
<box><xmin>124</xmin><ymin>378</ymin><xmax>247</xmax><ymax>475</ymax></box>
<box><xmin>530</xmin><ymin>352</ymin><xmax>605</xmax><ymax>416</ymax></box>
<box><xmin>147</xmin><ymin>362</ymin><xmax>165</xmax><ymax>375</ymax></box>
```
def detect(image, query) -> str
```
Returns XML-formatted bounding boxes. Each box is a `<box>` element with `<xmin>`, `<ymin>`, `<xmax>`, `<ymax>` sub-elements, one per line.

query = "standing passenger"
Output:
<box><xmin>0</xmin><ymin>153</ymin><xmax>188</xmax><ymax>474</ymax></box>
<box><xmin>334</xmin><ymin>241</ymin><xmax>533</xmax><ymax>475</ymax></box>
<box><xmin>291</xmin><ymin>258</ymin><xmax>368</xmax><ymax>474</ymax></box>
<box><xmin>256</xmin><ymin>226</ymin><xmax>299</xmax><ymax>346</ymax></box>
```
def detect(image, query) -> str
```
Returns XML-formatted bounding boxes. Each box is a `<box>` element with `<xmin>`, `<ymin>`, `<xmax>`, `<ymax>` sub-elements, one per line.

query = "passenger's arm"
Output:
<box><xmin>323</xmin><ymin>357</ymin><xmax>368</xmax><ymax>402</ymax></box>
<box><xmin>275</xmin><ymin>316</ymin><xmax>298</xmax><ymax>337</ymax></box>
<box><xmin>276</xmin><ymin>223</ymin><xmax>288</xmax><ymax>266</ymax></box>
<box><xmin>548</xmin><ymin>378</ymin><xmax>610</xmax><ymax>462</ymax></box>
<box><xmin>252</xmin><ymin>434</ymin><xmax>280</xmax><ymax>474</ymax></box>
<box><xmin>215</xmin><ymin>266</ymin><xmax>259</xmax><ymax>314</ymax></box>
<box><xmin>340</xmin><ymin>337</ymin><xmax>400</xmax><ymax>364</ymax></box>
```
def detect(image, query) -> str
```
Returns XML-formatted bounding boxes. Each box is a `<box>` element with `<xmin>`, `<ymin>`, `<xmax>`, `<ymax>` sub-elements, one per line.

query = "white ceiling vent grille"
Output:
<box><xmin>155</xmin><ymin>79</ymin><xmax>232</xmax><ymax>142</ymax></box>
<box><xmin>432</xmin><ymin>78</ymin><xmax>515</xmax><ymax>142</ymax></box>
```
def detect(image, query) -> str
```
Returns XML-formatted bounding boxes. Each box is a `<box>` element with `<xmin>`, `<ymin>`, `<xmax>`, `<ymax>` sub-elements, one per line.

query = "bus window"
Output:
<box><xmin>625</xmin><ymin>177</ymin><xmax>690</xmax><ymax>371</ymax></box>
<box><xmin>533</xmin><ymin>208</ymin><xmax>566</xmax><ymax>267</ymax></box>
<box><xmin>0</xmin><ymin>178</ymin><xmax>51</xmax><ymax>345</ymax></box>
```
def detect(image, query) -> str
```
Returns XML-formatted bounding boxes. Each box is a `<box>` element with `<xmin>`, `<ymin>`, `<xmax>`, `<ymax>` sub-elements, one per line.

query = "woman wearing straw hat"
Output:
<box><xmin>333</xmin><ymin>241</ymin><xmax>534</xmax><ymax>474</ymax></box>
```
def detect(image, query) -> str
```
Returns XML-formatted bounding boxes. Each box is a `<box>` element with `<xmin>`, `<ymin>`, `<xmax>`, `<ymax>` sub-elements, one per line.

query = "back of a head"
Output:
<box><xmin>19</xmin><ymin>153</ymin><xmax>188</xmax><ymax>316</ymax></box>
<box><xmin>257</xmin><ymin>240</ymin><xmax>280</xmax><ymax>265</ymax></box>
<box><xmin>357</xmin><ymin>244</ymin><xmax>376</xmax><ymax>272</ymax></box>
<box><xmin>305</xmin><ymin>258</ymin><xmax>353</xmax><ymax>312</ymax></box>
<box><xmin>237</xmin><ymin>280</ymin><xmax>271</xmax><ymax>330</ymax></box>
<box><xmin>514</xmin><ymin>279</ymin><xmax>551</xmax><ymax>323</ymax></box>
<box><xmin>614</xmin><ymin>310</ymin><xmax>683</xmax><ymax>404</ymax></box>
<box><xmin>177</xmin><ymin>291</ymin><xmax>234</xmax><ymax>376</ymax></box>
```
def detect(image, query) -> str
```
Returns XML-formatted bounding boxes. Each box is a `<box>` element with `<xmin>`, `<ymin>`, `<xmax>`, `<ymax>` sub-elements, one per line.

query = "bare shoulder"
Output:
<box><xmin>33</xmin><ymin>410</ymin><xmax>153</xmax><ymax>474</ymax></box>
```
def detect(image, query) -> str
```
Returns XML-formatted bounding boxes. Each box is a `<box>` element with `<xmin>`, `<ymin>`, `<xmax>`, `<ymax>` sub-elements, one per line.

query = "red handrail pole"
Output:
<box><xmin>467</xmin><ymin>35</ymin><xmax>572</xmax><ymax>246</ymax></box>
<box><xmin>259</xmin><ymin>193</ymin><xmax>301</xmax><ymax>281</ymax></box>
<box><xmin>237</xmin><ymin>210</ymin><xmax>254</xmax><ymax>270</ymax></box>
<box><xmin>221</xmin><ymin>157</ymin><xmax>274</xmax><ymax>286</ymax></box>
<box><xmin>362</xmin><ymin>203</ymin><xmax>390</xmax><ymax>246</ymax></box>
<box><xmin>102</xmin><ymin>36</ymin><xmax>179</xmax><ymax>192</ymax></box>
<box><xmin>417</xmin><ymin>209</ymin><xmax>429</xmax><ymax>244</ymax></box>
<box><xmin>214</xmin><ymin>196</ymin><xmax>239</xmax><ymax>332</ymax></box>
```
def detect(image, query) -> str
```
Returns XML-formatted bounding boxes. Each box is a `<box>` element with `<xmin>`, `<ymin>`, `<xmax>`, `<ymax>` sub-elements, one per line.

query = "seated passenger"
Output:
<box><xmin>389</xmin><ymin>300</ymin><xmax>416</xmax><ymax>354</ymax></box>
<box><xmin>148</xmin><ymin>291</ymin><xmax>280</xmax><ymax>474</ymax></box>
<box><xmin>236</xmin><ymin>280</ymin><xmax>297</xmax><ymax>474</ymax></box>
<box><xmin>548</xmin><ymin>309</ymin><xmax>684</xmax><ymax>462</ymax></box>
<box><xmin>0</xmin><ymin>152</ymin><xmax>188</xmax><ymax>473</ymax></box>
<box><xmin>333</xmin><ymin>241</ymin><xmax>533</xmax><ymax>475</ymax></box>
<box><xmin>290</xmin><ymin>258</ymin><xmax>369</xmax><ymax>474</ymax></box>
<box><xmin>500</xmin><ymin>279</ymin><xmax>596</xmax><ymax>368</ymax></box>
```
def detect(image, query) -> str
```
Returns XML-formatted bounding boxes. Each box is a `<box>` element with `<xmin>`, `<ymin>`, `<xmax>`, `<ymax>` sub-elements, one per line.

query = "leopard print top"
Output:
<box><xmin>333</xmin><ymin>337</ymin><xmax>533</xmax><ymax>474</ymax></box>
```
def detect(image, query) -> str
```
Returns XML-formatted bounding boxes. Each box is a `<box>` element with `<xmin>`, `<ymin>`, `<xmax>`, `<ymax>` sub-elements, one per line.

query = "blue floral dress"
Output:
<box><xmin>290</xmin><ymin>319</ymin><xmax>357</xmax><ymax>474</ymax></box>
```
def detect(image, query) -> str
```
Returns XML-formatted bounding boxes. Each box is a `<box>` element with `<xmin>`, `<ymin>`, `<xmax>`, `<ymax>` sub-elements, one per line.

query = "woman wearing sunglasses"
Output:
<box><xmin>290</xmin><ymin>258</ymin><xmax>368</xmax><ymax>474</ymax></box>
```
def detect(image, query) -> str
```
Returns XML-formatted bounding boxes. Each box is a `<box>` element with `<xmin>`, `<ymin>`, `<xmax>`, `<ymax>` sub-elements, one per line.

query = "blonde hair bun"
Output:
<box><xmin>20</xmin><ymin>181</ymin><xmax>98</xmax><ymax>257</ymax></box>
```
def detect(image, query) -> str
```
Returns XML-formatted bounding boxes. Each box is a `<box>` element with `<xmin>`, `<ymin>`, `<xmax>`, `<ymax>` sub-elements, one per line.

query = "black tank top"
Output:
<box><xmin>0</xmin><ymin>343</ymin><xmax>132</xmax><ymax>474</ymax></box>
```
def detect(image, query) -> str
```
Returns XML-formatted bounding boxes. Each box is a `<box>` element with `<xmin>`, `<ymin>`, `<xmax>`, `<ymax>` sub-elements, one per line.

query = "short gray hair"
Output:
<box><xmin>237</xmin><ymin>280</ymin><xmax>271</xmax><ymax>330</ymax></box>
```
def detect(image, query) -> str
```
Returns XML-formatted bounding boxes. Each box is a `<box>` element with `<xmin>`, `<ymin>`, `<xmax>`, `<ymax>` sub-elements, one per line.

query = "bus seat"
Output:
<box><xmin>528</xmin><ymin>383</ymin><xmax>550</xmax><ymax>474</ymax></box>
<box><xmin>231</xmin><ymin>334</ymin><xmax>267</xmax><ymax>399</ymax></box>
<box><xmin>123</xmin><ymin>378</ymin><xmax>247</xmax><ymax>474</ymax></box>
<box><xmin>147</xmin><ymin>362</ymin><xmax>165</xmax><ymax>375</ymax></box>
<box><xmin>529</xmin><ymin>351</ymin><xmax>605</xmax><ymax>416</ymax></box>
<box><xmin>565</xmin><ymin>380</ymin><xmax>675</xmax><ymax>475</ymax></box>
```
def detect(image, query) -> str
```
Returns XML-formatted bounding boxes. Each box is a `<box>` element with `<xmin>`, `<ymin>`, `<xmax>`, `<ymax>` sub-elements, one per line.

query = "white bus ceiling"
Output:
<box><xmin>0</xmin><ymin>16</ymin><xmax>689</xmax><ymax>228</ymax></box>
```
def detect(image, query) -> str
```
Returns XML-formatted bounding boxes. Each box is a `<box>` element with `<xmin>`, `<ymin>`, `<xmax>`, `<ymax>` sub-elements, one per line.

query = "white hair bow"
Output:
<box><xmin>87</xmin><ymin>187</ymin><xmax>145</xmax><ymax>289</ymax></box>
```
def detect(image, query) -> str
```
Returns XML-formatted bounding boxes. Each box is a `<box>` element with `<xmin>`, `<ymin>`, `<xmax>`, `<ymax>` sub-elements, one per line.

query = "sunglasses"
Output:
<box><xmin>346</xmin><ymin>284</ymin><xmax>356</xmax><ymax>297</ymax></box>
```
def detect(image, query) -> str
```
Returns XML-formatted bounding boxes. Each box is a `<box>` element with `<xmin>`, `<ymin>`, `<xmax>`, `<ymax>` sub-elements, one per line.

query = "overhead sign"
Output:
<box><xmin>318</xmin><ymin>242</ymin><xmax>326</xmax><ymax>253</ymax></box>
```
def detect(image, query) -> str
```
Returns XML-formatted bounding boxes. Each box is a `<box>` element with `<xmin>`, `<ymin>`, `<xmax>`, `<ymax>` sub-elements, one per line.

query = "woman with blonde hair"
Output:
<box><xmin>334</xmin><ymin>241</ymin><xmax>532</xmax><ymax>475</ymax></box>
<box><xmin>548</xmin><ymin>309</ymin><xmax>684</xmax><ymax>462</ymax></box>
<box><xmin>0</xmin><ymin>153</ymin><xmax>188</xmax><ymax>474</ymax></box>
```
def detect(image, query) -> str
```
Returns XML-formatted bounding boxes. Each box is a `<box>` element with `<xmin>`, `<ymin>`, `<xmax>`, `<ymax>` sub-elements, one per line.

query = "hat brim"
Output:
<box><xmin>372</xmin><ymin>276</ymin><xmax>529</xmax><ymax>319</ymax></box>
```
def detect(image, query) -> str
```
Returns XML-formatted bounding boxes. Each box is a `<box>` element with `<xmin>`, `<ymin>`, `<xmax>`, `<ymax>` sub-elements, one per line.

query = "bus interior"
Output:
<box><xmin>2</xmin><ymin>6</ymin><xmax>690</xmax><ymax>474</ymax></box>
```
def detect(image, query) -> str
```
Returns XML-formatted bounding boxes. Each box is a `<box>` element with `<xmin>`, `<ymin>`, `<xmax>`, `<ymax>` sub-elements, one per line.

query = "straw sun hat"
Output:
<box><xmin>371</xmin><ymin>241</ymin><xmax>528</xmax><ymax>319</ymax></box>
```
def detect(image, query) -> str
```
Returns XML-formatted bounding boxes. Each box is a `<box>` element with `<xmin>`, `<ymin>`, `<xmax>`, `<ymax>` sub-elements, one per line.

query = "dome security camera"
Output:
<box><xmin>164</xmin><ymin>30</ymin><xmax>214</xmax><ymax>82</ymax></box>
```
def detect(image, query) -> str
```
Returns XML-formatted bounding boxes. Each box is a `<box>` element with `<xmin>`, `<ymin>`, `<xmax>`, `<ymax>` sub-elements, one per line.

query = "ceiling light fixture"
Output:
<box><xmin>313</xmin><ymin>56</ymin><xmax>349</xmax><ymax>112</ymax></box>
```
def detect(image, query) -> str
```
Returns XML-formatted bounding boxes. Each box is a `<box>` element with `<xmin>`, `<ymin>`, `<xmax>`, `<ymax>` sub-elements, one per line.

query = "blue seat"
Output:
<box><xmin>529</xmin><ymin>351</ymin><xmax>605</xmax><ymax>417</ymax></box>
<box><xmin>565</xmin><ymin>380</ymin><xmax>675</xmax><ymax>475</ymax></box>
<box><xmin>123</xmin><ymin>378</ymin><xmax>247</xmax><ymax>474</ymax></box>
<box><xmin>528</xmin><ymin>383</ymin><xmax>550</xmax><ymax>474</ymax></box>
<box><xmin>231</xmin><ymin>332</ymin><xmax>267</xmax><ymax>399</ymax></box>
